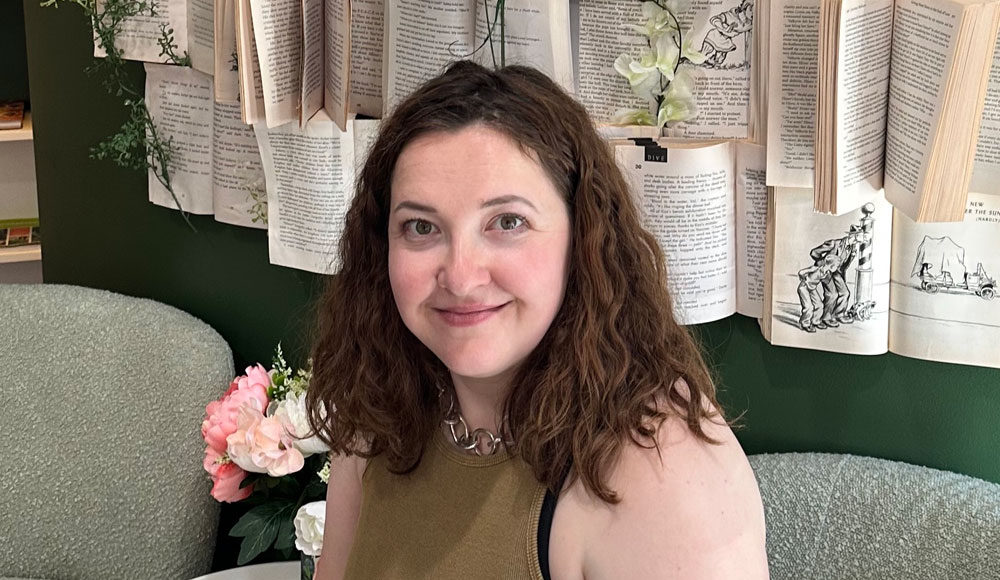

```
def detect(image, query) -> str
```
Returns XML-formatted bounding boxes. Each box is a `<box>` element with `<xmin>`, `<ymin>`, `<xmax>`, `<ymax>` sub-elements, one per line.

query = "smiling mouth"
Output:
<box><xmin>435</xmin><ymin>303</ymin><xmax>509</xmax><ymax>327</ymax></box>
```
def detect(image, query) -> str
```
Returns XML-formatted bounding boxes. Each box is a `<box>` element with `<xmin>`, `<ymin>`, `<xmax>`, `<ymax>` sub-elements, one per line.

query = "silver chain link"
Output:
<box><xmin>439</xmin><ymin>386</ymin><xmax>511</xmax><ymax>456</ymax></box>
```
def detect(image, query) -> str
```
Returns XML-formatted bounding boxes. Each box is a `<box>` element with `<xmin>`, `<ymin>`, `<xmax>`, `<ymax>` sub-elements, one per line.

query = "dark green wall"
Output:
<box><xmin>18</xmin><ymin>0</ymin><xmax>1000</xmax><ymax>567</ymax></box>
<box><xmin>696</xmin><ymin>316</ymin><xmax>1000</xmax><ymax>483</ymax></box>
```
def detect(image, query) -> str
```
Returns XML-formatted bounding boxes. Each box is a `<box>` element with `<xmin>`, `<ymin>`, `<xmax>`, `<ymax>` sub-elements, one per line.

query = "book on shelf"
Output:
<box><xmin>577</xmin><ymin>0</ymin><xmax>757</xmax><ymax>141</ymax></box>
<box><xmin>761</xmin><ymin>187</ymin><xmax>1000</xmax><ymax>369</ymax></box>
<box><xmin>765</xmin><ymin>0</ymin><xmax>1000</xmax><ymax>222</ymax></box>
<box><xmin>93</xmin><ymin>0</ymin><xmax>215</xmax><ymax>74</ymax></box>
<box><xmin>614</xmin><ymin>139</ymin><xmax>768</xmax><ymax>325</ymax></box>
<box><xmin>143</xmin><ymin>63</ymin><xmax>267</xmax><ymax>228</ymax></box>
<box><xmin>0</xmin><ymin>218</ymin><xmax>41</xmax><ymax>247</ymax></box>
<box><xmin>0</xmin><ymin>102</ymin><xmax>25</xmax><ymax>130</ymax></box>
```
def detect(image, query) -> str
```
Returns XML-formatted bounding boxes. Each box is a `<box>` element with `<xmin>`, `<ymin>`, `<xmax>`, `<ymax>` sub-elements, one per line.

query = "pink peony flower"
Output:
<box><xmin>201</xmin><ymin>365</ymin><xmax>271</xmax><ymax>454</ymax></box>
<box><xmin>203</xmin><ymin>446</ymin><xmax>253</xmax><ymax>502</ymax></box>
<box><xmin>226</xmin><ymin>404</ymin><xmax>305</xmax><ymax>477</ymax></box>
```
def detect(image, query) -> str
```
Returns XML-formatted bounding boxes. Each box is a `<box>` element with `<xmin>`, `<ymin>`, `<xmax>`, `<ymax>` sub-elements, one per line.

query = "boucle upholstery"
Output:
<box><xmin>0</xmin><ymin>284</ymin><xmax>233</xmax><ymax>580</ymax></box>
<box><xmin>750</xmin><ymin>452</ymin><xmax>1000</xmax><ymax>579</ymax></box>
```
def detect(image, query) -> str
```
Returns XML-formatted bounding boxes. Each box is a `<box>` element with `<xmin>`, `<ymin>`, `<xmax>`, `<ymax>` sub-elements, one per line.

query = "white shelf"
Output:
<box><xmin>0</xmin><ymin>111</ymin><xmax>33</xmax><ymax>143</ymax></box>
<box><xmin>0</xmin><ymin>245</ymin><xmax>41</xmax><ymax>264</ymax></box>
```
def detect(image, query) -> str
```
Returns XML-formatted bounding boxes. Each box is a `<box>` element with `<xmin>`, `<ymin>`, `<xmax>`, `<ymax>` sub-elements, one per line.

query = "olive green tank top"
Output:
<box><xmin>343</xmin><ymin>430</ymin><xmax>548</xmax><ymax>580</ymax></box>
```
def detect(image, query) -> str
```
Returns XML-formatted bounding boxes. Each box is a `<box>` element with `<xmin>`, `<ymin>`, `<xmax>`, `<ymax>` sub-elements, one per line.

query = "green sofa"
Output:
<box><xmin>0</xmin><ymin>284</ymin><xmax>233</xmax><ymax>579</ymax></box>
<box><xmin>750</xmin><ymin>452</ymin><xmax>1000</xmax><ymax>579</ymax></box>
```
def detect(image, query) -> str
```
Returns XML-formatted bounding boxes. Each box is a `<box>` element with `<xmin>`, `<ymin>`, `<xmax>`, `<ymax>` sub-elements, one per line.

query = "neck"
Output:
<box><xmin>449</xmin><ymin>371</ymin><xmax>513</xmax><ymax>434</ymax></box>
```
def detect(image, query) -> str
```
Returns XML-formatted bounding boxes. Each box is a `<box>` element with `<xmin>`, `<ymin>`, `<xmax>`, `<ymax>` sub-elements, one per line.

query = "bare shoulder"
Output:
<box><xmin>549</xmin><ymin>382</ymin><xmax>769</xmax><ymax>580</ymax></box>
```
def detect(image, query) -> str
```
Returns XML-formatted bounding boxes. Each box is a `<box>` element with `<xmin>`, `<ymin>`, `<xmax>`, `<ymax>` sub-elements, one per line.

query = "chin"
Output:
<box><xmin>435</xmin><ymin>347</ymin><xmax>520</xmax><ymax>382</ymax></box>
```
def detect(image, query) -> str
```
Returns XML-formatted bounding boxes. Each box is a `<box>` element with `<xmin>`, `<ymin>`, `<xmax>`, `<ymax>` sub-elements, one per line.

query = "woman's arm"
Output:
<box><xmin>313</xmin><ymin>452</ymin><xmax>367</xmax><ymax>580</ymax></box>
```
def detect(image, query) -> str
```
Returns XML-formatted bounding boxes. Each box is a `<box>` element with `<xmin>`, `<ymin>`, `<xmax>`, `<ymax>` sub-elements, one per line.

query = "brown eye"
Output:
<box><xmin>403</xmin><ymin>219</ymin><xmax>437</xmax><ymax>238</ymax></box>
<box><xmin>494</xmin><ymin>214</ymin><xmax>525</xmax><ymax>231</ymax></box>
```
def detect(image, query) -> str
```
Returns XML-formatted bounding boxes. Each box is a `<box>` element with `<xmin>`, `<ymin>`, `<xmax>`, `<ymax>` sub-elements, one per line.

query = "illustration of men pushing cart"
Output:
<box><xmin>796</xmin><ymin>203</ymin><xmax>876</xmax><ymax>332</ymax></box>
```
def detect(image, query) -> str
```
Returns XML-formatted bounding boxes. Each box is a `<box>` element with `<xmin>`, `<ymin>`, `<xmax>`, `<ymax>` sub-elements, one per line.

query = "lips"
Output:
<box><xmin>434</xmin><ymin>303</ymin><xmax>509</xmax><ymax>327</ymax></box>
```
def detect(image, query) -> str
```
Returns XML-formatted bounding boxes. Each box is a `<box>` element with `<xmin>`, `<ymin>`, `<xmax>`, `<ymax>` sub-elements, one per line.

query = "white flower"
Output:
<box><xmin>610</xmin><ymin>108</ymin><xmax>657</xmax><ymax>126</ymax></box>
<box><xmin>628</xmin><ymin>1</ymin><xmax>676</xmax><ymax>37</ymax></box>
<box><xmin>650</xmin><ymin>32</ymin><xmax>680</xmax><ymax>82</ymax></box>
<box><xmin>614</xmin><ymin>30</ymin><xmax>681</xmax><ymax>98</ymax></box>
<box><xmin>273</xmin><ymin>391</ymin><xmax>330</xmax><ymax>457</ymax></box>
<box><xmin>662</xmin><ymin>68</ymin><xmax>695</xmax><ymax>100</ymax></box>
<box><xmin>294</xmin><ymin>501</ymin><xmax>326</xmax><ymax>556</ymax></box>
<box><xmin>614</xmin><ymin>53</ymin><xmax>659</xmax><ymax>103</ymax></box>
<box><xmin>317</xmin><ymin>460</ymin><xmax>331</xmax><ymax>484</ymax></box>
<box><xmin>657</xmin><ymin>95</ymin><xmax>696</xmax><ymax>128</ymax></box>
<box><xmin>679</xmin><ymin>29</ymin><xmax>707</xmax><ymax>65</ymax></box>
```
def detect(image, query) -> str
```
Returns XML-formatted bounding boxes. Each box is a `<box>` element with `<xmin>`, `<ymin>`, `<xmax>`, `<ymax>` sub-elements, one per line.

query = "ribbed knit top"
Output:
<box><xmin>344</xmin><ymin>430</ymin><xmax>548</xmax><ymax>580</ymax></box>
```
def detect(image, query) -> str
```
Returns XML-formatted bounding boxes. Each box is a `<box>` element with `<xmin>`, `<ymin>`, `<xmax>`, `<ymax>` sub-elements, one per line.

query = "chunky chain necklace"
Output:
<box><xmin>439</xmin><ymin>386</ymin><xmax>512</xmax><ymax>456</ymax></box>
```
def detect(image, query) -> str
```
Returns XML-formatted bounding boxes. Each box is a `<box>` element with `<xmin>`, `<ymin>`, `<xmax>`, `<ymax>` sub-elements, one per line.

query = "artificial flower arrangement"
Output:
<box><xmin>612</xmin><ymin>0</ymin><xmax>707</xmax><ymax>129</ymax></box>
<box><xmin>201</xmin><ymin>345</ymin><xmax>330</xmax><ymax>565</ymax></box>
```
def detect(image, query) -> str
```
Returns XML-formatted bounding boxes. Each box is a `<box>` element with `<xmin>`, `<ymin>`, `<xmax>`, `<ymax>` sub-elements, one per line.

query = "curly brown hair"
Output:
<box><xmin>307</xmin><ymin>60</ymin><xmax>722</xmax><ymax>503</ymax></box>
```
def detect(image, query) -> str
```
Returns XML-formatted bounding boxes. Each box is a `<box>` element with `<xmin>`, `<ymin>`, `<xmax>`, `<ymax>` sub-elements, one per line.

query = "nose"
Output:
<box><xmin>437</xmin><ymin>237</ymin><xmax>491</xmax><ymax>297</ymax></box>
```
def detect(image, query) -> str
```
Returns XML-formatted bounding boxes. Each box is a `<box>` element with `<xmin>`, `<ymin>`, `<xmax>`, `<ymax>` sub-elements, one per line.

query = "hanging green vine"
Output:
<box><xmin>451</xmin><ymin>0</ymin><xmax>506</xmax><ymax>68</ymax></box>
<box><xmin>41</xmin><ymin>0</ymin><xmax>196</xmax><ymax>230</ymax></box>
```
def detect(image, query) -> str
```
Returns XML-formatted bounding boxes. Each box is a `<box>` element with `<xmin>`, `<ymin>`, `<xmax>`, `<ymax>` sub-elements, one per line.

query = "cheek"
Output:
<box><xmin>508</xmin><ymin>236</ymin><xmax>570</xmax><ymax>312</ymax></box>
<box><xmin>388</xmin><ymin>248</ymin><xmax>431</xmax><ymax>314</ymax></box>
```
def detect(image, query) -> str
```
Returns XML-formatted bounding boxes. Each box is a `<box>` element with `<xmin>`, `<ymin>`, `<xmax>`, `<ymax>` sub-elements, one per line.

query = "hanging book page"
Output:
<box><xmin>255</xmin><ymin>112</ymin><xmax>372</xmax><ymax>273</ymax></box>
<box><xmin>145</xmin><ymin>63</ymin><xmax>214</xmax><ymax>215</ymax></box>
<box><xmin>888</xmin><ymin>193</ymin><xmax>1000</xmax><ymax>369</ymax></box>
<box><xmin>762</xmin><ymin>188</ymin><xmax>893</xmax><ymax>355</ymax></box>
<box><xmin>94</xmin><ymin>0</ymin><xmax>214</xmax><ymax>74</ymax></box>
<box><xmin>145</xmin><ymin>63</ymin><xmax>266</xmax><ymax>226</ymax></box>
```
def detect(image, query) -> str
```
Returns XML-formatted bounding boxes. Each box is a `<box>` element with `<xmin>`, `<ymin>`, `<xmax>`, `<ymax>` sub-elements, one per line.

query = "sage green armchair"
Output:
<box><xmin>0</xmin><ymin>284</ymin><xmax>233</xmax><ymax>579</ymax></box>
<box><xmin>750</xmin><ymin>452</ymin><xmax>1000</xmax><ymax>579</ymax></box>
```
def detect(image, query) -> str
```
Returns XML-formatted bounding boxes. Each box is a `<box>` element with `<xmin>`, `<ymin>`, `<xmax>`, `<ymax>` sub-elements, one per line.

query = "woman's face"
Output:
<box><xmin>388</xmin><ymin>125</ymin><xmax>571</xmax><ymax>386</ymax></box>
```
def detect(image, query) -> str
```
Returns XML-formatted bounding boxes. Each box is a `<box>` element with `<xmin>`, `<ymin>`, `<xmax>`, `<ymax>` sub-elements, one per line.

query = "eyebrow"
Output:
<box><xmin>392</xmin><ymin>194</ymin><xmax>538</xmax><ymax>214</ymax></box>
<box><xmin>392</xmin><ymin>200</ymin><xmax>437</xmax><ymax>214</ymax></box>
<box><xmin>482</xmin><ymin>194</ymin><xmax>537</xmax><ymax>211</ymax></box>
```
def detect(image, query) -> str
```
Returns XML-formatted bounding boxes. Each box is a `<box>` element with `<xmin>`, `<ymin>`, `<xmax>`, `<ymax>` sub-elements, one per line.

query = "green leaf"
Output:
<box><xmin>230</xmin><ymin>500</ymin><xmax>295</xmax><ymax>565</ymax></box>
<box><xmin>263</xmin><ymin>475</ymin><xmax>299</xmax><ymax>498</ymax></box>
<box><xmin>274</xmin><ymin>514</ymin><xmax>296</xmax><ymax>551</ymax></box>
<box><xmin>229</xmin><ymin>501</ymin><xmax>292</xmax><ymax>537</ymax></box>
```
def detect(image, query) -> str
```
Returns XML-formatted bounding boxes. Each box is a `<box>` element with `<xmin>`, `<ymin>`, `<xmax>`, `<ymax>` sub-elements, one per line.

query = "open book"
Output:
<box><xmin>762</xmin><ymin>188</ymin><xmax>1000</xmax><ymax>368</ymax></box>
<box><xmin>144</xmin><ymin>63</ymin><xmax>266</xmax><ymax>228</ymax></box>
<box><xmin>235</xmin><ymin>0</ymin><xmax>570</xmax><ymax>129</ymax></box>
<box><xmin>93</xmin><ymin>0</ymin><xmax>214</xmax><ymax>74</ymax></box>
<box><xmin>767</xmin><ymin>0</ymin><xmax>1000</xmax><ymax>222</ymax></box>
<box><xmin>382</xmin><ymin>0</ymin><xmax>574</xmax><ymax>114</ymax></box>
<box><xmin>253</xmin><ymin>114</ymin><xmax>380</xmax><ymax>273</ymax></box>
<box><xmin>231</xmin><ymin>0</ymin><xmax>352</xmax><ymax>129</ymax></box>
<box><xmin>234</xmin><ymin>0</ymin><xmax>385</xmax><ymax>127</ymax></box>
<box><xmin>575</xmin><ymin>0</ymin><xmax>755</xmax><ymax>140</ymax></box>
<box><xmin>615</xmin><ymin>140</ymin><xmax>768</xmax><ymax>324</ymax></box>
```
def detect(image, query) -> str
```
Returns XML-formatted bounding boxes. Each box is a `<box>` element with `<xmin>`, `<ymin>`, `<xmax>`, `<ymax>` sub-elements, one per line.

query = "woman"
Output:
<box><xmin>306</xmin><ymin>60</ymin><xmax>768</xmax><ymax>579</ymax></box>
